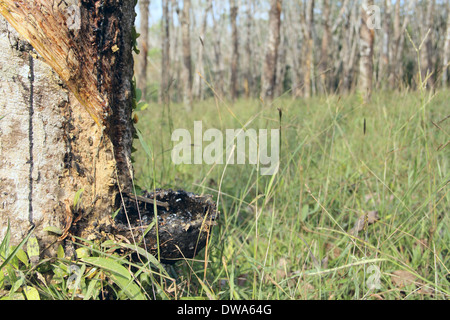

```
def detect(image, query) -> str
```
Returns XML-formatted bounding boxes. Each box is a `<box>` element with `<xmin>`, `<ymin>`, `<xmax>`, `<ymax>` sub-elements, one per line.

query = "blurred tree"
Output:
<box><xmin>138</xmin><ymin>0</ymin><xmax>150</xmax><ymax>100</ymax></box>
<box><xmin>261</xmin><ymin>0</ymin><xmax>283</xmax><ymax>102</ymax></box>
<box><xmin>180</xmin><ymin>0</ymin><xmax>193</xmax><ymax>111</ymax></box>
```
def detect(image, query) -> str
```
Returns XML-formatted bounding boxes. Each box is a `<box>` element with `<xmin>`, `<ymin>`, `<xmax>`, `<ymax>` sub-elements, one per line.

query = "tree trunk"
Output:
<box><xmin>229</xmin><ymin>0</ymin><xmax>239</xmax><ymax>102</ymax></box>
<box><xmin>170</xmin><ymin>0</ymin><xmax>181</xmax><ymax>102</ymax></box>
<box><xmin>303</xmin><ymin>0</ymin><xmax>314</xmax><ymax>98</ymax></box>
<box><xmin>138</xmin><ymin>0</ymin><xmax>150</xmax><ymax>100</ymax></box>
<box><xmin>275</xmin><ymin>28</ymin><xmax>287</xmax><ymax>97</ymax></box>
<box><xmin>420</xmin><ymin>0</ymin><xmax>435</xmax><ymax>90</ymax></box>
<box><xmin>318</xmin><ymin>0</ymin><xmax>331</xmax><ymax>95</ymax></box>
<box><xmin>192</xmin><ymin>0</ymin><xmax>212</xmax><ymax>101</ymax></box>
<box><xmin>180</xmin><ymin>0</ymin><xmax>193</xmax><ymax>111</ymax></box>
<box><xmin>160</xmin><ymin>0</ymin><xmax>171</xmax><ymax>104</ymax></box>
<box><xmin>389</xmin><ymin>0</ymin><xmax>415</xmax><ymax>89</ymax></box>
<box><xmin>389</xmin><ymin>0</ymin><xmax>401</xmax><ymax>88</ymax></box>
<box><xmin>443</xmin><ymin>0</ymin><xmax>450</xmax><ymax>87</ymax></box>
<box><xmin>212</xmin><ymin>2</ymin><xmax>225</xmax><ymax>98</ymax></box>
<box><xmin>261</xmin><ymin>0</ymin><xmax>282</xmax><ymax>102</ymax></box>
<box><xmin>340</xmin><ymin>4</ymin><xmax>358</xmax><ymax>94</ymax></box>
<box><xmin>244</xmin><ymin>1</ymin><xmax>253</xmax><ymax>99</ymax></box>
<box><xmin>0</xmin><ymin>1</ymin><xmax>135</xmax><ymax>254</ymax></box>
<box><xmin>378</xmin><ymin>0</ymin><xmax>391</xmax><ymax>88</ymax></box>
<box><xmin>358</xmin><ymin>2</ymin><xmax>375</xmax><ymax>102</ymax></box>
<box><xmin>285</xmin><ymin>1</ymin><xmax>302</xmax><ymax>98</ymax></box>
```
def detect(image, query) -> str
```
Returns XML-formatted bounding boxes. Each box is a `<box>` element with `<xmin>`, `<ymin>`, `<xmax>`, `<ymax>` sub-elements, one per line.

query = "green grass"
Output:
<box><xmin>132</xmin><ymin>89</ymin><xmax>449</xmax><ymax>300</ymax></box>
<box><xmin>1</xmin><ymin>89</ymin><xmax>448</xmax><ymax>300</ymax></box>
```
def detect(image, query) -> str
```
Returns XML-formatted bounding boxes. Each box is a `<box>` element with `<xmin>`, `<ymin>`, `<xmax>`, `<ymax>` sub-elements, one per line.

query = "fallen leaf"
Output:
<box><xmin>350</xmin><ymin>211</ymin><xmax>380</xmax><ymax>235</ymax></box>
<box><xmin>275</xmin><ymin>257</ymin><xmax>288</xmax><ymax>280</ymax></box>
<box><xmin>391</xmin><ymin>270</ymin><xmax>417</xmax><ymax>288</ymax></box>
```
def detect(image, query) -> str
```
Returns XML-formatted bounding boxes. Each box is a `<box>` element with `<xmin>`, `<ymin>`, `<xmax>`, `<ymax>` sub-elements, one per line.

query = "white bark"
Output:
<box><xmin>0</xmin><ymin>19</ymin><xmax>66</xmax><ymax>246</ymax></box>
<box><xmin>0</xmin><ymin>18</ymin><xmax>113</xmax><ymax>250</ymax></box>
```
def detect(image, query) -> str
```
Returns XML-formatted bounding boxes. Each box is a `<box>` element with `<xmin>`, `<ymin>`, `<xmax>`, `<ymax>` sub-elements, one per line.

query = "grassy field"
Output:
<box><xmin>131</xmin><ymin>89</ymin><xmax>449</xmax><ymax>299</ymax></box>
<box><xmin>1</xmin><ymin>89</ymin><xmax>448</xmax><ymax>300</ymax></box>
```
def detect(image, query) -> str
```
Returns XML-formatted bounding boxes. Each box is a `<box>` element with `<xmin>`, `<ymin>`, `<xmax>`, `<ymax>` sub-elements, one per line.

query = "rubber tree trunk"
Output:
<box><xmin>261</xmin><ymin>0</ymin><xmax>282</xmax><ymax>102</ymax></box>
<box><xmin>160</xmin><ymin>0</ymin><xmax>171</xmax><ymax>104</ymax></box>
<box><xmin>192</xmin><ymin>0</ymin><xmax>211</xmax><ymax>101</ymax></box>
<box><xmin>180</xmin><ymin>0</ymin><xmax>193</xmax><ymax>111</ymax></box>
<box><xmin>212</xmin><ymin>2</ymin><xmax>225</xmax><ymax>99</ymax></box>
<box><xmin>303</xmin><ymin>0</ymin><xmax>314</xmax><ymax>99</ymax></box>
<box><xmin>358</xmin><ymin>2</ymin><xmax>375</xmax><ymax>102</ymax></box>
<box><xmin>378</xmin><ymin>0</ymin><xmax>391</xmax><ymax>89</ymax></box>
<box><xmin>443</xmin><ymin>0</ymin><xmax>450</xmax><ymax>87</ymax></box>
<box><xmin>420</xmin><ymin>0</ymin><xmax>435</xmax><ymax>90</ymax></box>
<box><xmin>389</xmin><ymin>0</ymin><xmax>415</xmax><ymax>89</ymax></box>
<box><xmin>0</xmin><ymin>1</ymin><xmax>135</xmax><ymax>256</ymax></box>
<box><xmin>243</xmin><ymin>1</ymin><xmax>253</xmax><ymax>99</ymax></box>
<box><xmin>229</xmin><ymin>0</ymin><xmax>239</xmax><ymax>102</ymax></box>
<box><xmin>138</xmin><ymin>0</ymin><xmax>150</xmax><ymax>100</ymax></box>
<box><xmin>318</xmin><ymin>0</ymin><xmax>330</xmax><ymax>95</ymax></box>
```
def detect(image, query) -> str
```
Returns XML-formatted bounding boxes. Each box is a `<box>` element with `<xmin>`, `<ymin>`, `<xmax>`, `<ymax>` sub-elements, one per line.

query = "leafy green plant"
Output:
<box><xmin>0</xmin><ymin>222</ymin><xmax>36</xmax><ymax>300</ymax></box>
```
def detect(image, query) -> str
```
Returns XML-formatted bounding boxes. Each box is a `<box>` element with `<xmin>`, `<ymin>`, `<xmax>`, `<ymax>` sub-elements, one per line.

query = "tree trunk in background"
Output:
<box><xmin>244</xmin><ymin>1</ymin><xmax>253</xmax><ymax>98</ymax></box>
<box><xmin>443</xmin><ymin>1</ymin><xmax>450</xmax><ymax>87</ymax></box>
<box><xmin>275</xmin><ymin>28</ymin><xmax>287</xmax><ymax>97</ymax></box>
<box><xmin>303</xmin><ymin>0</ymin><xmax>314</xmax><ymax>98</ymax></box>
<box><xmin>171</xmin><ymin>0</ymin><xmax>181</xmax><ymax>102</ymax></box>
<box><xmin>379</xmin><ymin>0</ymin><xmax>391</xmax><ymax>89</ymax></box>
<box><xmin>0</xmin><ymin>1</ymin><xmax>135</xmax><ymax>254</ymax></box>
<box><xmin>138</xmin><ymin>0</ymin><xmax>150</xmax><ymax>100</ymax></box>
<box><xmin>341</xmin><ymin>4</ymin><xmax>358</xmax><ymax>93</ymax></box>
<box><xmin>192</xmin><ymin>0</ymin><xmax>212</xmax><ymax>101</ymax></box>
<box><xmin>230</xmin><ymin>0</ymin><xmax>239</xmax><ymax>102</ymax></box>
<box><xmin>285</xmin><ymin>1</ymin><xmax>302</xmax><ymax>98</ymax></box>
<box><xmin>261</xmin><ymin>0</ymin><xmax>282</xmax><ymax>102</ymax></box>
<box><xmin>390</xmin><ymin>0</ymin><xmax>415</xmax><ymax>89</ymax></box>
<box><xmin>390</xmin><ymin>0</ymin><xmax>401</xmax><ymax>88</ymax></box>
<box><xmin>421</xmin><ymin>0</ymin><xmax>435</xmax><ymax>90</ymax></box>
<box><xmin>358</xmin><ymin>2</ymin><xmax>375</xmax><ymax>102</ymax></box>
<box><xmin>180</xmin><ymin>0</ymin><xmax>193</xmax><ymax>111</ymax></box>
<box><xmin>212</xmin><ymin>2</ymin><xmax>225</xmax><ymax>98</ymax></box>
<box><xmin>160</xmin><ymin>0</ymin><xmax>171</xmax><ymax>104</ymax></box>
<box><xmin>318</xmin><ymin>0</ymin><xmax>331</xmax><ymax>94</ymax></box>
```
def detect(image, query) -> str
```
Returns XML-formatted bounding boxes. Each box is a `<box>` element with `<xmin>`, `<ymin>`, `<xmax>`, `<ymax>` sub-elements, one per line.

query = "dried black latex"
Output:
<box><xmin>113</xmin><ymin>189</ymin><xmax>218</xmax><ymax>264</ymax></box>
